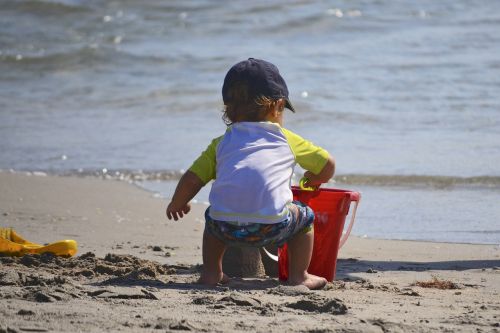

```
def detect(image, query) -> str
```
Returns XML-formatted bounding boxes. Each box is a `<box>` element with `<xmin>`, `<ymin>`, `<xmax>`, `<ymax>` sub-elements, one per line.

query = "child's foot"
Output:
<box><xmin>198</xmin><ymin>272</ymin><xmax>230</xmax><ymax>286</ymax></box>
<box><xmin>288</xmin><ymin>273</ymin><xmax>327</xmax><ymax>290</ymax></box>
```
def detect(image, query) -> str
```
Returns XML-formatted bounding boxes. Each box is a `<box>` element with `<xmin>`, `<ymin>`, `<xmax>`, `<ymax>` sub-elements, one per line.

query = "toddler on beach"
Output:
<box><xmin>166</xmin><ymin>58</ymin><xmax>335</xmax><ymax>290</ymax></box>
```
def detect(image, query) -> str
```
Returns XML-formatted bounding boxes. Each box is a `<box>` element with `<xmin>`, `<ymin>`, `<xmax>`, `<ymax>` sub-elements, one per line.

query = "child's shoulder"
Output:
<box><xmin>277</xmin><ymin>126</ymin><xmax>307</xmax><ymax>143</ymax></box>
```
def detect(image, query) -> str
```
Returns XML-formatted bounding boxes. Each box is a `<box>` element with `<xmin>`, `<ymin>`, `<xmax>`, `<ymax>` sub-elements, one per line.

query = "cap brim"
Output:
<box><xmin>285</xmin><ymin>98</ymin><xmax>295</xmax><ymax>112</ymax></box>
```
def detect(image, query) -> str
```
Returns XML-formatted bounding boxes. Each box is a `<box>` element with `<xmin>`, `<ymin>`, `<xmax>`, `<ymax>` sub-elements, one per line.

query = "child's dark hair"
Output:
<box><xmin>222</xmin><ymin>81</ymin><xmax>281</xmax><ymax>126</ymax></box>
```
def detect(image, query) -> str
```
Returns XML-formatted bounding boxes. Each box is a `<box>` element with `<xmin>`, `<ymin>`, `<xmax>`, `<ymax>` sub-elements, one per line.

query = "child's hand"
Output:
<box><xmin>166</xmin><ymin>202</ymin><xmax>191</xmax><ymax>221</ymax></box>
<box><xmin>300</xmin><ymin>176</ymin><xmax>319</xmax><ymax>191</ymax></box>
<box><xmin>303</xmin><ymin>171</ymin><xmax>323</xmax><ymax>188</ymax></box>
<box><xmin>165</xmin><ymin>171</ymin><xmax>204</xmax><ymax>221</ymax></box>
<box><xmin>303</xmin><ymin>156</ymin><xmax>335</xmax><ymax>188</ymax></box>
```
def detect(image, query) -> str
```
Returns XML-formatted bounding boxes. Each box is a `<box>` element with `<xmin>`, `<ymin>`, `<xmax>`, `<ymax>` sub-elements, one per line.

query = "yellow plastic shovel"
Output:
<box><xmin>0</xmin><ymin>227</ymin><xmax>77</xmax><ymax>257</ymax></box>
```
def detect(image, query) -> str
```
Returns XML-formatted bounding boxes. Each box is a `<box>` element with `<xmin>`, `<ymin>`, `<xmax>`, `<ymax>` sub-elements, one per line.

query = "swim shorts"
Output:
<box><xmin>204</xmin><ymin>201</ymin><xmax>314</xmax><ymax>248</ymax></box>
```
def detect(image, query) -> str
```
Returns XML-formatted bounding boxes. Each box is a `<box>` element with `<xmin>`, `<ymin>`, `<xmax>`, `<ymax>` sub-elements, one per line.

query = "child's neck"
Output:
<box><xmin>263</xmin><ymin>112</ymin><xmax>283</xmax><ymax>127</ymax></box>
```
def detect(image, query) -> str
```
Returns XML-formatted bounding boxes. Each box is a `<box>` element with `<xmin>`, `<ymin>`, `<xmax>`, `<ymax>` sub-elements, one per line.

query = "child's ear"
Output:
<box><xmin>277</xmin><ymin>98</ymin><xmax>285</xmax><ymax>112</ymax></box>
<box><xmin>272</xmin><ymin>101</ymin><xmax>283</xmax><ymax>117</ymax></box>
<box><xmin>266</xmin><ymin>105</ymin><xmax>278</xmax><ymax>121</ymax></box>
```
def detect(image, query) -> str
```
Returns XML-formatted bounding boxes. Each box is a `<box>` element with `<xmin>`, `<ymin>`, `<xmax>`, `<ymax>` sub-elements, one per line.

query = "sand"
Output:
<box><xmin>0</xmin><ymin>171</ymin><xmax>499</xmax><ymax>333</ymax></box>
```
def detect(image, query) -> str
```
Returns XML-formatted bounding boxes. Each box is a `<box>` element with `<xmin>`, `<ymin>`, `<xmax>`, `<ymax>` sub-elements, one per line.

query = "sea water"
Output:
<box><xmin>1</xmin><ymin>0</ymin><xmax>499</xmax><ymax>244</ymax></box>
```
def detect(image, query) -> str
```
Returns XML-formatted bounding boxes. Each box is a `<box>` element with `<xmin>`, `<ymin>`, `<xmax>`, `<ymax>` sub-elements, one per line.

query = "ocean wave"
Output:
<box><xmin>0</xmin><ymin>47</ymin><xmax>111</xmax><ymax>69</ymax></box>
<box><xmin>0</xmin><ymin>46</ymin><xmax>171</xmax><ymax>71</ymax></box>
<box><xmin>2</xmin><ymin>0</ymin><xmax>90</xmax><ymax>14</ymax></box>
<box><xmin>335</xmin><ymin>174</ymin><xmax>500</xmax><ymax>188</ymax></box>
<box><xmin>7</xmin><ymin>169</ymin><xmax>500</xmax><ymax>189</ymax></box>
<box><xmin>451</xmin><ymin>230</ymin><xmax>500</xmax><ymax>234</ymax></box>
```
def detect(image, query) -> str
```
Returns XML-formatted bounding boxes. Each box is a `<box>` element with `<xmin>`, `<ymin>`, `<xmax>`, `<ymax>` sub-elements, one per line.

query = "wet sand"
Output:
<box><xmin>1</xmin><ymin>171</ymin><xmax>499</xmax><ymax>332</ymax></box>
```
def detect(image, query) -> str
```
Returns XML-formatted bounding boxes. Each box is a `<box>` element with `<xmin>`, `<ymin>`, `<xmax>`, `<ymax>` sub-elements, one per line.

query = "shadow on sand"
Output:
<box><xmin>335</xmin><ymin>258</ymin><xmax>500</xmax><ymax>279</ymax></box>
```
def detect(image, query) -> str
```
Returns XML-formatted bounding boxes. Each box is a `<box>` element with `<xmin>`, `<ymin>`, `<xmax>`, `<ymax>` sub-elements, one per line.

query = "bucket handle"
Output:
<box><xmin>262</xmin><ymin>191</ymin><xmax>361</xmax><ymax>262</ymax></box>
<box><xmin>262</xmin><ymin>246</ymin><xmax>279</xmax><ymax>262</ymax></box>
<box><xmin>339</xmin><ymin>191</ymin><xmax>361</xmax><ymax>248</ymax></box>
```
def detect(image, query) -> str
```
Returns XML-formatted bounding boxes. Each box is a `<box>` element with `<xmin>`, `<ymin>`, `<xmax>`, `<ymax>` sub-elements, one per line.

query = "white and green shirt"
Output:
<box><xmin>189</xmin><ymin>122</ymin><xmax>329</xmax><ymax>224</ymax></box>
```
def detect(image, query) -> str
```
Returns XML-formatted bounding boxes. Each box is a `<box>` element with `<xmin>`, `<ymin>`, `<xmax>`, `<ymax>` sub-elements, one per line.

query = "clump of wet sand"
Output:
<box><xmin>1</xmin><ymin>252</ymin><xmax>170</xmax><ymax>279</ymax></box>
<box><xmin>0</xmin><ymin>252</ymin><xmax>198</xmax><ymax>304</ymax></box>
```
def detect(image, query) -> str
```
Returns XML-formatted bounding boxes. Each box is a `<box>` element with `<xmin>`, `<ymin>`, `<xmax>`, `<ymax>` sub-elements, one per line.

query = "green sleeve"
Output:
<box><xmin>188</xmin><ymin>135</ymin><xmax>223</xmax><ymax>184</ymax></box>
<box><xmin>281</xmin><ymin>127</ymin><xmax>330</xmax><ymax>175</ymax></box>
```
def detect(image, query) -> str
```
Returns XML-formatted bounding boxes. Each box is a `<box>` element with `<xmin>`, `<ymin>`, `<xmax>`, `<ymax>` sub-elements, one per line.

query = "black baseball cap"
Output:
<box><xmin>222</xmin><ymin>58</ymin><xmax>295</xmax><ymax>112</ymax></box>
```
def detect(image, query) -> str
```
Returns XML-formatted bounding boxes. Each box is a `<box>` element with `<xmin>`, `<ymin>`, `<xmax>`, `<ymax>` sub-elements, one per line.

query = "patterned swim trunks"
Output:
<box><xmin>204</xmin><ymin>201</ymin><xmax>314</xmax><ymax>248</ymax></box>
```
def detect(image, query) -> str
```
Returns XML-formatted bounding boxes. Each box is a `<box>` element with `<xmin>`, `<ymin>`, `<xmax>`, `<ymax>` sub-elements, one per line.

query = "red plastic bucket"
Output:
<box><xmin>277</xmin><ymin>186</ymin><xmax>361</xmax><ymax>282</ymax></box>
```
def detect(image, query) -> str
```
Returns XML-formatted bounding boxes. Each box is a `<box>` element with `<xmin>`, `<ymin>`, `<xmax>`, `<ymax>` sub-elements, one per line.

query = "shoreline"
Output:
<box><xmin>2</xmin><ymin>169</ymin><xmax>499</xmax><ymax>246</ymax></box>
<box><xmin>1</xmin><ymin>171</ymin><xmax>499</xmax><ymax>332</ymax></box>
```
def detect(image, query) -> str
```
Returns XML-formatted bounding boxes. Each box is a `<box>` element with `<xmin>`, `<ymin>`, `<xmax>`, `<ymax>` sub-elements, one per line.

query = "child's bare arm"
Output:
<box><xmin>303</xmin><ymin>155</ymin><xmax>335</xmax><ymax>187</ymax></box>
<box><xmin>166</xmin><ymin>171</ymin><xmax>204</xmax><ymax>221</ymax></box>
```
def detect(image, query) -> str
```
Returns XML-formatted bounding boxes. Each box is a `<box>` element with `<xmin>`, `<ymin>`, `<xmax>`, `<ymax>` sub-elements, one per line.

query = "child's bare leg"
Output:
<box><xmin>199</xmin><ymin>231</ymin><xmax>229</xmax><ymax>285</ymax></box>
<box><xmin>287</xmin><ymin>230</ymin><xmax>327</xmax><ymax>290</ymax></box>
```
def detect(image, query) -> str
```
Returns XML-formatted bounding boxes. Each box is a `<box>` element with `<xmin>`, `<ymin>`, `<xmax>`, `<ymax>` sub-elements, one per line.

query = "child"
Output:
<box><xmin>166</xmin><ymin>58</ymin><xmax>335</xmax><ymax>289</ymax></box>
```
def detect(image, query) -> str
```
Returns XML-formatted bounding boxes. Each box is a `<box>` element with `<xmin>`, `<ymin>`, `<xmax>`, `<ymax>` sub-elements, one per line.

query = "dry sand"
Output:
<box><xmin>0</xmin><ymin>171</ymin><xmax>499</xmax><ymax>333</ymax></box>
